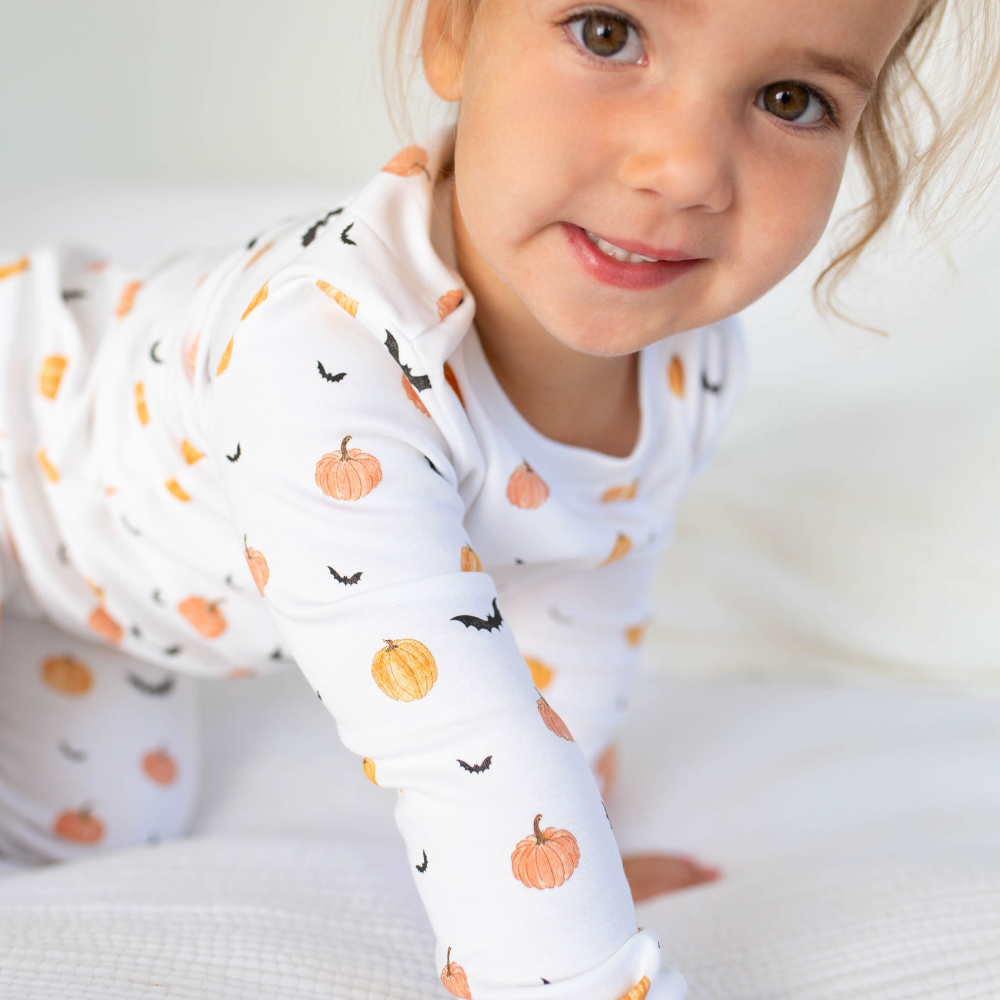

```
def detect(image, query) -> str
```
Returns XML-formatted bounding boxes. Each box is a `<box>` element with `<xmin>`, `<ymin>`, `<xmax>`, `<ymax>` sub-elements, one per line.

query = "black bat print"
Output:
<box><xmin>329</xmin><ymin>566</ymin><xmax>363</xmax><ymax>586</ymax></box>
<box><xmin>163</xmin><ymin>646</ymin><xmax>181</xmax><ymax>656</ymax></box>
<box><xmin>149</xmin><ymin>340</ymin><xmax>164</xmax><ymax>364</ymax></box>
<box><xmin>127</xmin><ymin>673</ymin><xmax>176</xmax><ymax>696</ymax></box>
<box><xmin>316</xmin><ymin>689</ymin><xmax>323</xmax><ymax>701</ymax></box>
<box><xmin>384</xmin><ymin>331</ymin><xmax>431</xmax><ymax>392</ymax></box>
<box><xmin>340</xmin><ymin>223</ymin><xmax>356</xmax><ymax>246</ymax></box>
<box><xmin>514</xmin><ymin>558</ymin><xmax>525</xmax><ymax>565</ymax></box>
<box><xmin>130</xmin><ymin>624</ymin><xmax>142</xmax><ymax>639</ymax></box>
<box><xmin>301</xmin><ymin>208</ymin><xmax>344</xmax><ymax>248</ymax></box>
<box><xmin>152</xmin><ymin>589</ymin><xmax>164</xmax><ymax>604</ymax></box>
<box><xmin>542</xmin><ymin>980</ymin><xmax>551</xmax><ymax>985</ymax></box>
<box><xmin>61</xmin><ymin>289</ymin><xmax>85</xmax><ymax>302</ymax></box>
<box><xmin>452</xmin><ymin>598</ymin><xmax>503</xmax><ymax>632</ymax></box>
<box><xmin>701</xmin><ymin>372</ymin><xmax>723</xmax><ymax>394</ymax></box>
<box><xmin>457</xmin><ymin>755</ymin><xmax>492</xmax><ymax>774</ymax></box>
<box><xmin>56</xmin><ymin>543</ymin><xmax>69</xmax><ymax>566</ymax></box>
<box><xmin>121</xmin><ymin>514</ymin><xmax>141</xmax><ymax>536</ymax></box>
<box><xmin>425</xmin><ymin>455</ymin><xmax>442</xmax><ymax>476</ymax></box>
<box><xmin>415</xmin><ymin>850</ymin><xmax>429</xmax><ymax>873</ymax></box>
<box><xmin>246</xmin><ymin>234</ymin><xmax>259</xmax><ymax>251</ymax></box>
<box><xmin>317</xmin><ymin>361</ymin><xmax>347</xmax><ymax>383</ymax></box>
<box><xmin>270</xmin><ymin>647</ymin><xmax>283</xmax><ymax>660</ymax></box>
<box><xmin>58</xmin><ymin>740</ymin><xmax>88</xmax><ymax>762</ymax></box>
<box><xmin>226</xmin><ymin>443</ymin><xmax>242</xmax><ymax>463</ymax></box>
<box><xmin>225</xmin><ymin>574</ymin><xmax>239</xmax><ymax>590</ymax></box>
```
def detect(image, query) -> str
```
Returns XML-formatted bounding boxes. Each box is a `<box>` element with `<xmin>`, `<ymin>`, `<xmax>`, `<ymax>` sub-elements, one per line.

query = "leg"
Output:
<box><xmin>0</xmin><ymin>611</ymin><xmax>200</xmax><ymax>865</ymax></box>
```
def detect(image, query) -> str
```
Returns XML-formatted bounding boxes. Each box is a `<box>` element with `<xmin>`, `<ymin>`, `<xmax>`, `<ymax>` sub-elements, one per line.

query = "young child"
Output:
<box><xmin>0</xmin><ymin>0</ymin><xmax>996</xmax><ymax>997</ymax></box>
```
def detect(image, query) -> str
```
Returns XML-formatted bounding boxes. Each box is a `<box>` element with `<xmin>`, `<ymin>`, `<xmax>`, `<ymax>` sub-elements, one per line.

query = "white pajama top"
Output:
<box><xmin>0</xmin><ymin>129</ymin><xmax>746</xmax><ymax>1000</ymax></box>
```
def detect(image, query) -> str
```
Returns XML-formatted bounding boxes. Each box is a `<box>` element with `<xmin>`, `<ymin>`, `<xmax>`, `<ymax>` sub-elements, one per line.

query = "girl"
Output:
<box><xmin>0</xmin><ymin>0</ymin><xmax>996</xmax><ymax>997</ymax></box>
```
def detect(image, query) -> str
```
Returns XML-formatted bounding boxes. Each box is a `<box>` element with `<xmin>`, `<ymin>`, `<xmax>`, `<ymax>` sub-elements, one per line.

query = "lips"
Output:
<box><xmin>561</xmin><ymin>223</ymin><xmax>704</xmax><ymax>291</ymax></box>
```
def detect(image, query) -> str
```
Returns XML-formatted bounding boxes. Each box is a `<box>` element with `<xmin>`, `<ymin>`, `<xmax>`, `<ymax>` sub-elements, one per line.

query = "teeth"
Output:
<box><xmin>585</xmin><ymin>230</ymin><xmax>659</xmax><ymax>264</ymax></box>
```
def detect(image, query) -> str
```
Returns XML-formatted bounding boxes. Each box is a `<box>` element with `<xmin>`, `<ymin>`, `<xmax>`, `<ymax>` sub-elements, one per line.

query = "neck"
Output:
<box><xmin>450</xmin><ymin>183</ymin><xmax>640</xmax><ymax>459</ymax></box>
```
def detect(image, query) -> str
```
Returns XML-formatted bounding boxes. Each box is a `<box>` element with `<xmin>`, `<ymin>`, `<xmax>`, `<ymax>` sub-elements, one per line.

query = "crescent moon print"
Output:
<box><xmin>57</xmin><ymin>740</ymin><xmax>88</xmax><ymax>762</ymax></box>
<box><xmin>61</xmin><ymin>288</ymin><xmax>85</xmax><ymax>302</ymax></box>
<box><xmin>702</xmin><ymin>372</ymin><xmax>723</xmax><ymax>394</ymax></box>
<box><xmin>149</xmin><ymin>340</ymin><xmax>164</xmax><ymax>364</ymax></box>
<box><xmin>126</xmin><ymin>673</ymin><xmax>176</xmax><ymax>696</ymax></box>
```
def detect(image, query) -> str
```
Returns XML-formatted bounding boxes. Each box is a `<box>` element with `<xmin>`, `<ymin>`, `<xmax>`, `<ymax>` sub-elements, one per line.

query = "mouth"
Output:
<box><xmin>562</xmin><ymin>223</ymin><xmax>704</xmax><ymax>291</ymax></box>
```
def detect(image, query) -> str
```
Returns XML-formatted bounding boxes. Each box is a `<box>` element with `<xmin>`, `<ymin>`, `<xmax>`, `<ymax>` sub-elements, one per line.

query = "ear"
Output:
<box><xmin>422</xmin><ymin>0</ymin><xmax>466</xmax><ymax>102</ymax></box>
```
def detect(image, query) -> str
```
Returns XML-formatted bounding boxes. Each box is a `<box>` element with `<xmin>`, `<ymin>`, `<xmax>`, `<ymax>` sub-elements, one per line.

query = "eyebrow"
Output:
<box><xmin>801</xmin><ymin>49</ymin><xmax>877</xmax><ymax>96</ymax></box>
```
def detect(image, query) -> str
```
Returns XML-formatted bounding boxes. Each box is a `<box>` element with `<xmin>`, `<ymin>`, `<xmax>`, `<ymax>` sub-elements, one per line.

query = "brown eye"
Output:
<box><xmin>583</xmin><ymin>14</ymin><xmax>628</xmax><ymax>56</ymax></box>
<box><xmin>567</xmin><ymin>11</ymin><xmax>645</xmax><ymax>63</ymax></box>
<box><xmin>757</xmin><ymin>82</ymin><xmax>827</xmax><ymax>125</ymax></box>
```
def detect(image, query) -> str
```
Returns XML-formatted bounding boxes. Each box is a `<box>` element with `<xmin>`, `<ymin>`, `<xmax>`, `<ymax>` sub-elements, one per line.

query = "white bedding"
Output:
<box><xmin>2</xmin><ymin>670</ymin><xmax>1000</xmax><ymax>998</ymax></box>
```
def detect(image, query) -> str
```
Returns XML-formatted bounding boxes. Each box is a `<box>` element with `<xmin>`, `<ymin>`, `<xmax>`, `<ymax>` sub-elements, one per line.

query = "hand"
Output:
<box><xmin>621</xmin><ymin>852</ymin><xmax>721</xmax><ymax>902</ymax></box>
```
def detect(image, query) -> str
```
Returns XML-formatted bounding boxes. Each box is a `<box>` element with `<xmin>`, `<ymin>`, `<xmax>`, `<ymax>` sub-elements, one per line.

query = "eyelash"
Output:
<box><xmin>558</xmin><ymin>6</ymin><xmax>841</xmax><ymax>132</ymax></box>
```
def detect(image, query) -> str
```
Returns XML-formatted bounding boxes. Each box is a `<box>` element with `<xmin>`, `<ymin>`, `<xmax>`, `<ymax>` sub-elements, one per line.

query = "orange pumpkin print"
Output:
<box><xmin>372</xmin><ymin>638</ymin><xmax>437</xmax><ymax>701</ymax></box>
<box><xmin>216</xmin><ymin>337</ymin><xmax>234</xmax><ymax>376</ymax></box>
<box><xmin>403</xmin><ymin>374</ymin><xmax>430</xmax><ymax>416</ymax></box>
<box><xmin>241</xmin><ymin>281</ymin><xmax>268</xmax><ymax>321</ymax></box>
<box><xmin>619</xmin><ymin>978</ymin><xmax>651</xmax><ymax>1000</ymax></box>
<box><xmin>624</xmin><ymin>622</ymin><xmax>648</xmax><ymax>647</ymax></box>
<box><xmin>39</xmin><ymin>355</ymin><xmax>68</xmax><ymax>400</ymax></box>
<box><xmin>86</xmin><ymin>259</ymin><xmax>108</xmax><ymax>273</ymax></box>
<box><xmin>315</xmin><ymin>435</ymin><xmax>383</xmax><ymax>501</ymax></box>
<box><xmin>316</xmin><ymin>280</ymin><xmax>359</xmax><ymax>318</ymax></box>
<box><xmin>0</xmin><ymin>256</ymin><xmax>29</xmax><ymax>281</ymax></box>
<box><xmin>181</xmin><ymin>439</ymin><xmax>204</xmax><ymax>464</ymax></box>
<box><xmin>601</xmin><ymin>479</ymin><xmax>638</xmax><ymax>503</ymax></box>
<box><xmin>537</xmin><ymin>694</ymin><xmax>573</xmax><ymax>741</ymax></box>
<box><xmin>165</xmin><ymin>477</ymin><xmax>191</xmax><ymax>502</ymax></box>
<box><xmin>382</xmin><ymin>146</ymin><xmax>429</xmax><ymax>178</ymax></box>
<box><xmin>363</xmin><ymin>757</ymin><xmax>378</xmax><ymax>785</ymax></box>
<box><xmin>668</xmin><ymin>355</ymin><xmax>685</xmax><ymax>398</ymax></box>
<box><xmin>511</xmin><ymin>813</ymin><xmax>580</xmax><ymax>889</ymax></box>
<box><xmin>84</xmin><ymin>578</ymin><xmax>105</xmax><ymax>602</ymax></box>
<box><xmin>599</xmin><ymin>533</ymin><xmax>632</xmax><ymax>567</ymax></box>
<box><xmin>506</xmin><ymin>461</ymin><xmax>549</xmax><ymax>510</ymax></box>
<box><xmin>185</xmin><ymin>333</ymin><xmax>200</xmax><ymax>380</ymax></box>
<box><xmin>226</xmin><ymin>667</ymin><xmax>256</xmax><ymax>680</ymax></box>
<box><xmin>53</xmin><ymin>806</ymin><xmax>105</xmax><ymax>844</ymax></box>
<box><xmin>135</xmin><ymin>381</ymin><xmax>150</xmax><ymax>425</ymax></box>
<box><xmin>525</xmin><ymin>656</ymin><xmax>553</xmax><ymax>690</ymax></box>
<box><xmin>37</xmin><ymin>448</ymin><xmax>59</xmax><ymax>483</ymax></box>
<box><xmin>41</xmin><ymin>656</ymin><xmax>93</xmax><ymax>696</ymax></box>
<box><xmin>460</xmin><ymin>545</ymin><xmax>481</xmax><ymax>573</ymax></box>
<box><xmin>178</xmin><ymin>596</ymin><xmax>226</xmax><ymax>638</ymax></box>
<box><xmin>88</xmin><ymin>606</ymin><xmax>123</xmax><ymax>645</ymax></box>
<box><xmin>437</xmin><ymin>289</ymin><xmax>464</xmax><ymax>320</ymax></box>
<box><xmin>244</xmin><ymin>239</ymin><xmax>274</xmax><ymax>269</ymax></box>
<box><xmin>142</xmin><ymin>748</ymin><xmax>178</xmax><ymax>786</ymax></box>
<box><xmin>440</xmin><ymin>947</ymin><xmax>472</xmax><ymax>999</ymax></box>
<box><xmin>116</xmin><ymin>280</ymin><xmax>142</xmax><ymax>319</ymax></box>
<box><xmin>443</xmin><ymin>361</ymin><xmax>465</xmax><ymax>407</ymax></box>
<box><xmin>244</xmin><ymin>535</ymin><xmax>269</xmax><ymax>596</ymax></box>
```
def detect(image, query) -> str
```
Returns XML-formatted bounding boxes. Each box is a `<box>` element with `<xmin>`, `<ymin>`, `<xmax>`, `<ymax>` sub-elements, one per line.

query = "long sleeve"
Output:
<box><xmin>203</xmin><ymin>279</ymin><xmax>677</xmax><ymax>1000</ymax></box>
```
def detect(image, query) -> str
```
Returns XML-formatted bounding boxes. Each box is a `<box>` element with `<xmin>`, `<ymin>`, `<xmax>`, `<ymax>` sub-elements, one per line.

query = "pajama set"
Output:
<box><xmin>0</xmin><ymin>129</ymin><xmax>745</xmax><ymax>1000</ymax></box>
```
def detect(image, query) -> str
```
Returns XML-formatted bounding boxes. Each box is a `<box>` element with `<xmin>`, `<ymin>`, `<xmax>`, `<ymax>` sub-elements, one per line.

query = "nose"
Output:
<box><xmin>618</xmin><ymin>99</ymin><xmax>735</xmax><ymax>214</ymax></box>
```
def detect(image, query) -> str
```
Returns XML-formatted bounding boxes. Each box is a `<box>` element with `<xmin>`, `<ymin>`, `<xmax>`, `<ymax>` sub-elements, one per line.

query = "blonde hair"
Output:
<box><xmin>383</xmin><ymin>0</ymin><xmax>1000</xmax><ymax>327</ymax></box>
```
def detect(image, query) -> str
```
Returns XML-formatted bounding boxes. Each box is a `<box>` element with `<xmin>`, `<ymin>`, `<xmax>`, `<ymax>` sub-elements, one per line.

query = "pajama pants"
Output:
<box><xmin>0</xmin><ymin>606</ymin><xmax>200</xmax><ymax>865</ymax></box>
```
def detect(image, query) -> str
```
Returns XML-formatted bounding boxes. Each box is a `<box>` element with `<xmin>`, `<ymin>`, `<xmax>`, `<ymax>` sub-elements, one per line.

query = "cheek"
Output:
<box><xmin>736</xmin><ymin>143</ymin><xmax>847</xmax><ymax>287</ymax></box>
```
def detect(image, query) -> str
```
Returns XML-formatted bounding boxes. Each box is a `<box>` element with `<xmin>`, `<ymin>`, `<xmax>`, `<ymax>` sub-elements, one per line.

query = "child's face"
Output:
<box><xmin>449</xmin><ymin>0</ymin><xmax>919</xmax><ymax>355</ymax></box>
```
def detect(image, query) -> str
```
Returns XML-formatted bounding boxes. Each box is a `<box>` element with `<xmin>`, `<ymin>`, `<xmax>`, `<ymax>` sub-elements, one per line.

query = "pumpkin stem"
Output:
<box><xmin>340</xmin><ymin>435</ymin><xmax>352</xmax><ymax>459</ymax></box>
<box><xmin>533</xmin><ymin>813</ymin><xmax>545</xmax><ymax>844</ymax></box>
<box><xmin>383</xmin><ymin>639</ymin><xmax>396</xmax><ymax>649</ymax></box>
<box><xmin>446</xmin><ymin>946</ymin><xmax>452</xmax><ymax>973</ymax></box>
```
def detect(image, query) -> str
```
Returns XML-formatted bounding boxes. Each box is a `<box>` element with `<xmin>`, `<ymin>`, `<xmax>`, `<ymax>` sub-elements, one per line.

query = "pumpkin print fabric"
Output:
<box><xmin>0</xmin><ymin>129</ymin><xmax>744</xmax><ymax>1000</ymax></box>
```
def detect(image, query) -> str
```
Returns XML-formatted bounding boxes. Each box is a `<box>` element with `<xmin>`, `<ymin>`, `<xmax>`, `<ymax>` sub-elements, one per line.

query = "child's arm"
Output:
<box><xmin>205</xmin><ymin>282</ymin><xmax>680</xmax><ymax>1000</ymax></box>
